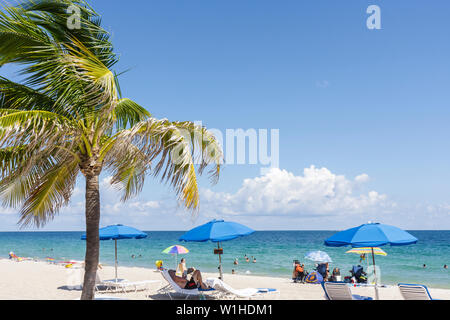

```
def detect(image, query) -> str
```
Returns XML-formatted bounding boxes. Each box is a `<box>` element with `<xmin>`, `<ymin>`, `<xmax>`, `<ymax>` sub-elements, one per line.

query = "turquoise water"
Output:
<box><xmin>0</xmin><ymin>231</ymin><xmax>449</xmax><ymax>289</ymax></box>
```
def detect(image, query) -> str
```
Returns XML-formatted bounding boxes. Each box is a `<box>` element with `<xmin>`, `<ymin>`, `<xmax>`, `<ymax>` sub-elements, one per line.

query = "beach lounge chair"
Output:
<box><xmin>398</xmin><ymin>283</ymin><xmax>438</xmax><ymax>300</ymax></box>
<box><xmin>95</xmin><ymin>273</ymin><xmax>161</xmax><ymax>294</ymax></box>
<box><xmin>204</xmin><ymin>277</ymin><xmax>279</xmax><ymax>300</ymax></box>
<box><xmin>158</xmin><ymin>269</ymin><xmax>217</xmax><ymax>300</ymax></box>
<box><xmin>322</xmin><ymin>282</ymin><xmax>373</xmax><ymax>300</ymax></box>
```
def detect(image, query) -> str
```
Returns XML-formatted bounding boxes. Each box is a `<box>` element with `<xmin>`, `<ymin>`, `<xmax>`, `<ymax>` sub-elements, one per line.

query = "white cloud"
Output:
<box><xmin>355</xmin><ymin>173</ymin><xmax>370</xmax><ymax>184</ymax></box>
<box><xmin>129</xmin><ymin>201</ymin><xmax>161</xmax><ymax>211</ymax></box>
<box><xmin>3</xmin><ymin>168</ymin><xmax>450</xmax><ymax>231</ymax></box>
<box><xmin>200</xmin><ymin>166</ymin><xmax>393</xmax><ymax>218</ymax></box>
<box><xmin>0</xmin><ymin>207</ymin><xmax>17</xmax><ymax>216</ymax></box>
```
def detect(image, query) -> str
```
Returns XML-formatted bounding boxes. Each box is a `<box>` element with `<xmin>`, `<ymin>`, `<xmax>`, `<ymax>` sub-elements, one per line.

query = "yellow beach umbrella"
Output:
<box><xmin>346</xmin><ymin>247</ymin><xmax>387</xmax><ymax>287</ymax></box>
<box><xmin>346</xmin><ymin>247</ymin><xmax>387</xmax><ymax>256</ymax></box>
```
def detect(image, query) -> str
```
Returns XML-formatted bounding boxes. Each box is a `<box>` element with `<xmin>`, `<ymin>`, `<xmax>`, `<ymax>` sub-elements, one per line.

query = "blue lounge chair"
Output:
<box><xmin>398</xmin><ymin>283</ymin><xmax>438</xmax><ymax>300</ymax></box>
<box><xmin>322</xmin><ymin>282</ymin><xmax>373</xmax><ymax>300</ymax></box>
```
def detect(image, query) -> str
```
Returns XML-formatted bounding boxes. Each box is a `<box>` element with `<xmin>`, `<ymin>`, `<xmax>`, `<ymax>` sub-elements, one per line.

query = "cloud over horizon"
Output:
<box><xmin>199</xmin><ymin>166</ymin><xmax>393</xmax><ymax>218</ymax></box>
<box><xmin>1</xmin><ymin>166</ymin><xmax>449</xmax><ymax>231</ymax></box>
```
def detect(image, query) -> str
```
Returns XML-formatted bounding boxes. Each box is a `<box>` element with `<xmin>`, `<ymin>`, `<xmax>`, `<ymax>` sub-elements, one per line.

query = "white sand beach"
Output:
<box><xmin>0</xmin><ymin>259</ymin><xmax>449</xmax><ymax>300</ymax></box>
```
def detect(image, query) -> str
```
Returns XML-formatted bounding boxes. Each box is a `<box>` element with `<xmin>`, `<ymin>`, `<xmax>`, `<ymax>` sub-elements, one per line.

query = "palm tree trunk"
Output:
<box><xmin>81</xmin><ymin>173</ymin><xmax>101</xmax><ymax>300</ymax></box>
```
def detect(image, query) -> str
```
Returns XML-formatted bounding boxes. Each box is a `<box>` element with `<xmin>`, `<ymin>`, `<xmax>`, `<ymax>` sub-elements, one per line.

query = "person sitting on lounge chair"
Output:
<box><xmin>168</xmin><ymin>269</ymin><xmax>210</xmax><ymax>290</ymax></box>
<box><xmin>316</xmin><ymin>263</ymin><xmax>329</xmax><ymax>281</ymax></box>
<box><xmin>350</xmin><ymin>265</ymin><xmax>367</xmax><ymax>283</ymax></box>
<box><xmin>292</xmin><ymin>261</ymin><xmax>306</xmax><ymax>283</ymax></box>
<box><xmin>330</xmin><ymin>268</ymin><xmax>341</xmax><ymax>282</ymax></box>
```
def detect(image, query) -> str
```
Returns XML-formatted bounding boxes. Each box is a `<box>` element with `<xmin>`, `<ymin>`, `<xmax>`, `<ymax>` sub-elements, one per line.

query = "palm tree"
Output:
<box><xmin>0</xmin><ymin>0</ymin><xmax>222</xmax><ymax>300</ymax></box>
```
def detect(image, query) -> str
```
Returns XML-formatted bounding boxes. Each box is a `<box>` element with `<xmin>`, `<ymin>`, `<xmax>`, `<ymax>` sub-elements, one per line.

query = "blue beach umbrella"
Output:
<box><xmin>305</xmin><ymin>250</ymin><xmax>333</xmax><ymax>263</ymax></box>
<box><xmin>81</xmin><ymin>224</ymin><xmax>147</xmax><ymax>282</ymax></box>
<box><xmin>179</xmin><ymin>219</ymin><xmax>255</xmax><ymax>280</ymax></box>
<box><xmin>324</xmin><ymin>222</ymin><xmax>418</xmax><ymax>299</ymax></box>
<box><xmin>324</xmin><ymin>223</ymin><xmax>418</xmax><ymax>248</ymax></box>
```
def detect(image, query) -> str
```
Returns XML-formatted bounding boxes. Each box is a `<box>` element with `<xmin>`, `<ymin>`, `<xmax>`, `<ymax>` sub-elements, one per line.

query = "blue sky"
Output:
<box><xmin>1</xmin><ymin>0</ymin><xmax>450</xmax><ymax>230</ymax></box>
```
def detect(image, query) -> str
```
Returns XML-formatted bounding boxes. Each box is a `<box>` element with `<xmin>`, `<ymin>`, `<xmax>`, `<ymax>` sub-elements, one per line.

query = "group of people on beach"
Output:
<box><xmin>292</xmin><ymin>260</ymin><xmax>361</xmax><ymax>284</ymax></box>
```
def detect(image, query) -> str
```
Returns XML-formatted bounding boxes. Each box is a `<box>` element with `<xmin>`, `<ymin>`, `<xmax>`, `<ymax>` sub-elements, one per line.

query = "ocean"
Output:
<box><xmin>0</xmin><ymin>231</ymin><xmax>449</xmax><ymax>289</ymax></box>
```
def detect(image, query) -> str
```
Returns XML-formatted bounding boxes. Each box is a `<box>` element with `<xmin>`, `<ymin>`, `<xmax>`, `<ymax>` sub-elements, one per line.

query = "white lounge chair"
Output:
<box><xmin>74</xmin><ymin>295</ymin><xmax>128</xmax><ymax>300</ymax></box>
<box><xmin>158</xmin><ymin>269</ymin><xmax>217</xmax><ymax>300</ymax></box>
<box><xmin>322</xmin><ymin>282</ymin><xmax>373</xmax><ymax>300</ymax></box>
<box><xmin>95</xmin><ymin>274</ymin><xmax>161</xmax><ymax>294</ymax></box>
<box><xmin>204</xmin><ymin>277</ymin><xmax>280</xmax><ymax>300</ymax></box>
<box><xmin>398</xmin><ymin>283</ymin><xmax>438</xmax><ymax>300</ymax></box>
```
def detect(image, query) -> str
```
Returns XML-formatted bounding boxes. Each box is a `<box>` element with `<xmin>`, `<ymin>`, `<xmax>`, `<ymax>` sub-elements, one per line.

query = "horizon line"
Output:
<box><xmin>0</xmin><ymin>229</ymin><xmax>449</xmax><ymax>233</ymax></box>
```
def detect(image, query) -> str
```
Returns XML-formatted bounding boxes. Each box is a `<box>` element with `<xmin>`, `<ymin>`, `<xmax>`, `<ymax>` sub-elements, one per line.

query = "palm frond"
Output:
<box><xmin>18</xmin><ymin>156</ymin><xmax>80</xmax><ymax>227</ymax></box>
<box><xmin>172</xmin><ymin>121</ymin><xmax>223</xmax><ymax>183</ymax></box>
<box><xmin>0</xmin><ymin>77</ymin><xmax>75</xmax><ymax>118</ymax></box>
<box><xmin>113</xmin><ymin>98</ymin><xmax>150</xmax><ymax>129</ymax></box>
<box><xmin>111</xmin><ymin>118</ymin><xmax>222</xmax><ymax>210</ymax></box>
<box><xmin>102</xmin><ymin>138</ymin><xmax>150</xmax><ymax>201</ymax></box>
<box><xmin>0</xmin><ymin>145</ymin><xmax>73</xmax><ymax>209</ymax></box>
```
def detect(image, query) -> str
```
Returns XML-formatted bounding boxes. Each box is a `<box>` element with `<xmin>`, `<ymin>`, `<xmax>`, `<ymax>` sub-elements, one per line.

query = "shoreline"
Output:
<box><xmin>0</xmin><ymin>259</ymin><xmax>449</xmax><ymax>300</ymax></box>
<box><xmin>5</xmin><ymin>257</ymin><xmax>450</xmax><ymax>290</ymax></box>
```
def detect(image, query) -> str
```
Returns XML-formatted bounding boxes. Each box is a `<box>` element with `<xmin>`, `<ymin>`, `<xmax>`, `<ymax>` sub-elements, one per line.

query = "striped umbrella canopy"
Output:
<box><xmin>162</xmin><ymin>245</ymin><xmax>189</xmax><ymax>254</ymax></box>
<box><xmin>162</xmin><ymin>245</ymin><xmax>189</xmax><ymax>270</ymax></box>
<box><xmin>346</xmin><ymin>247</ymin><xmax>387</xmax><ymax>256</ymax></box>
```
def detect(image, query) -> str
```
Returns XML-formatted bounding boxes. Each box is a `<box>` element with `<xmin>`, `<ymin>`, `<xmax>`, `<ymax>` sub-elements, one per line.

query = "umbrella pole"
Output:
<box><xmin>114</xmin><ymin>239</ymin><xmax>118</xmax><ymax>283</ymax></box>
<box><xmin>218</xmin><ymin>242</ymin><xmax>223</xmax><ymax>280</ymax></box>
<box><xmin>371</xmin><ymin>247</ymin><xmax>379</xmax><ymax>300</ymax></box>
